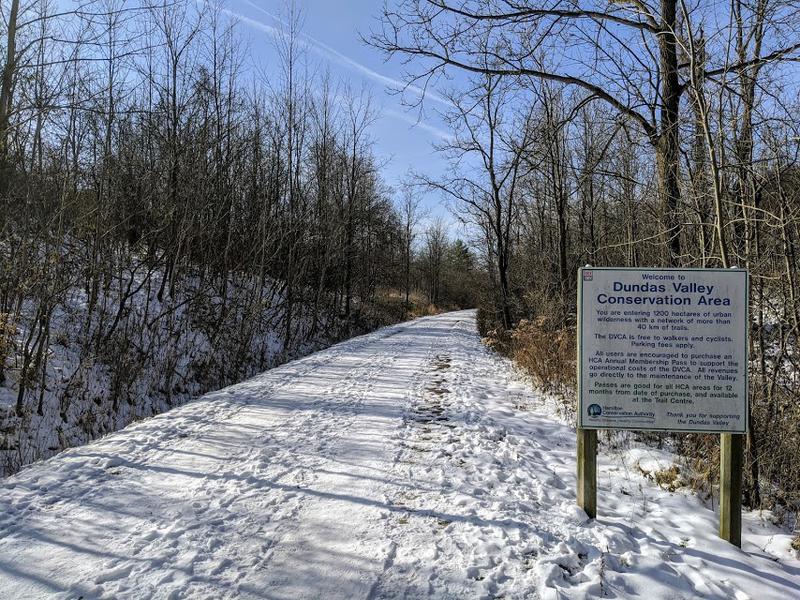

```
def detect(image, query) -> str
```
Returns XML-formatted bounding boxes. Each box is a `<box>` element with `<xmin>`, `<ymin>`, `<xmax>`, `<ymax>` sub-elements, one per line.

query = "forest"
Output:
<box><xmin>1</xmin><ymin>0</ymin><xmax>799</xmax><ymax>534</ymax></box>
<box><xmin>0</xmin><ymin>0</ymin><xmax>478</xmax><ymax>473</ymax></box>
<box><xmin>1</xmin><ymin>3</ymin><xmax>799</xmax><ymax>597</ymax></box>
<box><xmin>372</xmin><ymin>0</ymin><xmax>800</xmax><ymax>521</ymax></box>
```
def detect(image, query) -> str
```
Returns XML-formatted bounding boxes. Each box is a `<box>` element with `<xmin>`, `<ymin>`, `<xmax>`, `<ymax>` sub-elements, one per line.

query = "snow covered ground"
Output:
<box><xmin>0</xmin><ymin>269</ymin><xmax>352</xmax><ymax>476</ymax></box>
<box><xmin>0</xmin><ymin>310</ymin><xmax>797</xmax><ymax>599</ymax></box>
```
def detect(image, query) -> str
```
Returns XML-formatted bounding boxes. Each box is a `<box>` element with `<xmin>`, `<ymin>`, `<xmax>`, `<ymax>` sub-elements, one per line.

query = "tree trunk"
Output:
<box><xmin>656</xmin><ymin>0</ymin><xmax>682</xmax><ymax>265</ymax></box>
<box><xmin>0</xmin><ymin>0</ymin><xmax>20</xmax><ymax>191</ymax></box>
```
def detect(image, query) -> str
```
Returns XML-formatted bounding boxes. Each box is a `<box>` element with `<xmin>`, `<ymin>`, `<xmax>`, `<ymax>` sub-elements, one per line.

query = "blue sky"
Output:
<box><xmin>223</xmin><ymin>0</ymin><xmax>458</xmax><ymax>225</ymax></box>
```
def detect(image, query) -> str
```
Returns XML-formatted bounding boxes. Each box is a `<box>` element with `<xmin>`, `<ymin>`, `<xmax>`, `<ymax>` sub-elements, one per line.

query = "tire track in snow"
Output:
<box><xmin>238</xmin><ymin>318</ymin><xmax>443</xmax><ymax>599</ymax></box>
<box><xmin>0</xmin><ymin>321</ymin><xmax>424</xmax><ymax>599</ymax></box>
<box><xmin>84</xmin><ymin>328</ymin><xmax>413</xmax><ymax>598</ymax></box>
<box><xmin>368</xmin><ymin>315</ymin><xmax>568</xmax><ymax>599</ymax></box>
<box><xmin>212</xmin><ymin>333</ymin><xmax>410</xmax><ymax>594</ymax></box>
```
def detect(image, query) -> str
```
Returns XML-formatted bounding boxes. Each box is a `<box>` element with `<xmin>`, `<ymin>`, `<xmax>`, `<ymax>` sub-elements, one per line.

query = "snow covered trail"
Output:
<box><xmin>0</xmin><ymin>311</ymin><xmax>798</xmax><ymax>599</ymax></box>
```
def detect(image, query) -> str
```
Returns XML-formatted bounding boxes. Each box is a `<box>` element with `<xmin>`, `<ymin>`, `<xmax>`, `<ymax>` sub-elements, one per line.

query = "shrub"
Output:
<box><xmin>510</xmin><ymin>317</ymin><xmax>576</xmax><ymax>400</ymax></box>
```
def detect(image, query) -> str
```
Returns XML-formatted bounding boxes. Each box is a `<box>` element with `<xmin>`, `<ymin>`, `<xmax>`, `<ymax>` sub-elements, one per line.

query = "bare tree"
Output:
<box><xmin>419</xmin><ymin>74</ymin><xmax>532</xmax><ymax>328</ymax></box>
<box><xmin>423</xmin><ymin>217</ymin><xmax>448</xmax><ymax>305</ymax></box>
<box><xmin>398</xmin><ymin>181</ymin><xmax>425</xmax><ymax>310</ymax></box>
<box><xmin>372</xmin><ymin>0</ymin><xmax>800</xmax><ymax>264</ymax></box>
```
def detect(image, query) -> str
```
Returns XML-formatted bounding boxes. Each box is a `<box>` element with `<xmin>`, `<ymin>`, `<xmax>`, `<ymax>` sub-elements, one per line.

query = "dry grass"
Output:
<box><xmin>653</xmin><ymin>465</ymin><xmax>682</xmax><ymax>491</ymax></box>
<box><xmin>373</xmin><ymin>289</ymin><xmax>444</xmax><ymax>322</ymax></box>
<box><xmin>509</xmin><ymin>317</ymin><xmax>576</xmax><ymax>399</ymax></box>
<box><xmin>408</xmin><ymin>303</ymin><xmax>443</xmax><ymax>319</ymax></box>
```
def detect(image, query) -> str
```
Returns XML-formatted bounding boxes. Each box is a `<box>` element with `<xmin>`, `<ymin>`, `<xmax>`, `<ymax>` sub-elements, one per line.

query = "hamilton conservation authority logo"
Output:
<box><xmin>587</xmin><ymin>404</ymin><xmax>602</xmax><ymax>418</ymax></box>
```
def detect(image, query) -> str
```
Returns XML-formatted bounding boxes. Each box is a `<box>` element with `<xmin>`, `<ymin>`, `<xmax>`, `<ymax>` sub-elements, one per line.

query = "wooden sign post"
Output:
<box><xmin>719</xmin><ymin>432</ymin><xmax>743</xmax><ymax>546</ymax></box>
<box><xmin>576</xmin><ymin>267</ymin><xmax>748</xmax><ymax>546</ymax></box>
<box><xmin>576</xmin><ymin>428</ymin><xmax>597</xmax><ymax>519</ymax></box>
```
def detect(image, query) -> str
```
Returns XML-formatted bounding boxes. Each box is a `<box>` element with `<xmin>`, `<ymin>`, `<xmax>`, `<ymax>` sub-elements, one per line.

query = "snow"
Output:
<box><xmin>0</xmin><ymin>269</ymin><xmax>350</xmax><ymax>475</ymax></box>
<box><xmin>0</xmin><ymin>310</ymin><xmax>797</xmax><ymax>599</ymax></box>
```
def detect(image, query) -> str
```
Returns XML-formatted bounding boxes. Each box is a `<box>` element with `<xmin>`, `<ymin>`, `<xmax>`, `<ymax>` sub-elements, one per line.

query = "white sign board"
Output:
<box><xmin>578</xmin><ymin>267</ymin><xmax>748</xmax><ymax>433</ymax></box>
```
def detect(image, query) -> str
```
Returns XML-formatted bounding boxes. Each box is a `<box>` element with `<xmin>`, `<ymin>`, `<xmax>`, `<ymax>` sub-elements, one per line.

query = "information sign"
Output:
<box><xmin>577</xmin><ymin>267</ymin><xmax>748</xmax><ymax>433</ymax></box>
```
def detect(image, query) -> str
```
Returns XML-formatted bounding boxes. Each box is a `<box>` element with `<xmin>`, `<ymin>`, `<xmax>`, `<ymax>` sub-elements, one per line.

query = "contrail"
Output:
<box><xmin>384</xmin><ymin>108</ymin><xmax>454</xmax><ymax>142</ymax></box>
<box><xmin>240</xmin><ymin>0</ymin><xmax>451</xmax><ymax>106</ymax></box>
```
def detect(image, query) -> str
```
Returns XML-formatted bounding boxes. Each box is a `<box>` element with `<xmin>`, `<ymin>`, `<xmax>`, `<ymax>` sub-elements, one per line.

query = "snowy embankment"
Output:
<box><xmin>0</xmin><ymin>272</ymin><xmax>354</xmax><ymax>475</ymax></box>
<box><xmin>0</xmin><ymin>311</ymin><xmax>797</xmax><ymax>599</ymax></box>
